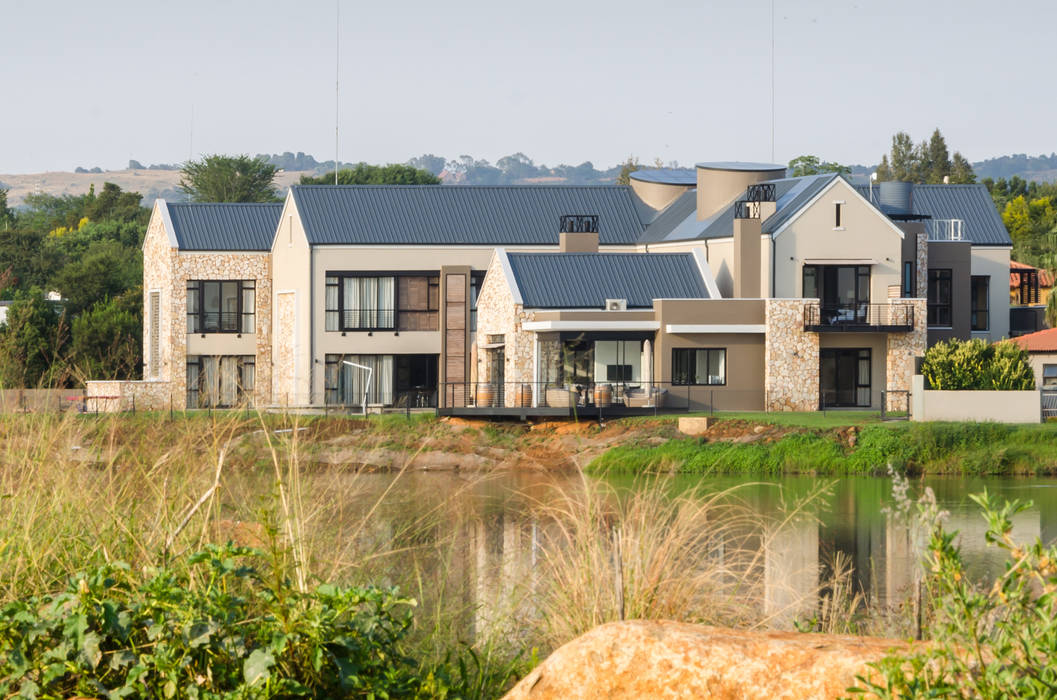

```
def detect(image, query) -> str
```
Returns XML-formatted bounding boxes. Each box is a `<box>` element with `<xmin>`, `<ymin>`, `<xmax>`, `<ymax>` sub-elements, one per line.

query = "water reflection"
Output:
<box><xmin>315</xmin><ymin>470</ymin><xmax>1057</xmax><ymax>639</ymax></box>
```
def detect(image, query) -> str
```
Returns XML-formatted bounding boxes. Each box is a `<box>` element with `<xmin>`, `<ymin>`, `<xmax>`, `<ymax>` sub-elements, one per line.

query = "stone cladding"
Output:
<box><xmin>85</xmin><ymin>380</ymin><xmax>173</xmax><ymax>412</ymax></box>
<box><xmin>916</xmin><ymin>232</ymin><xmax>928</xmax><ymax>298</ymax></box>
<box><xmin>885</xmin><ymin>298</ymin><xmax>927</xmax><ymax>411</ymax></box>
<box><xmin>137</xmin><ymin>205</ymin><xmax>273</xmax><ymax>409</ymax></box>
<box><xmin>764</xmin><ymin>299</ymin><xmax>820</xmax><ymax>411</ymax></box>
<box><xmin>274</xmin><ymin>292</ymin><xmax>297</xmax><ymax>405</ymax></box>
<box><xmin>474</xmin><ymin>255</ymin><xmax>535</xmax><ymax>407</ymax></box>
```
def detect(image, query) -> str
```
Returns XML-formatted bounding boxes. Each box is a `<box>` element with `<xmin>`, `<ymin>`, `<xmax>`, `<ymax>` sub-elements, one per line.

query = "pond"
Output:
<box><xmin>318</xmin><ymin>469</ymin><xmax>1057</xmax><ymax>640</ymax></box>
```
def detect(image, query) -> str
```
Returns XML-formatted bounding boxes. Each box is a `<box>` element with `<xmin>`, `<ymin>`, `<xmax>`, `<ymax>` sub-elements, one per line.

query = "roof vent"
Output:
<box><xmin>605</xmin><ymin>298</ymin><xmax>628</xmax><ymax>311</ymax></box>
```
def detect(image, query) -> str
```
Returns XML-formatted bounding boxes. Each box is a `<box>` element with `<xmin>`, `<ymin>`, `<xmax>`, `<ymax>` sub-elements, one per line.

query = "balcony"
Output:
<box><xmin>803</xmin><ymin>303</ymin><xmax>914</xmax><ymax>332</ymax></box>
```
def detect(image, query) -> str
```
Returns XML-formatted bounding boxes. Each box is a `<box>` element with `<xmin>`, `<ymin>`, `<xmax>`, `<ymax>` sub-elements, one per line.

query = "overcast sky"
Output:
<box><xmin>1</xmin><ymin>0</ymin><xmax>1053</xmax><ymax>173</ymax></box>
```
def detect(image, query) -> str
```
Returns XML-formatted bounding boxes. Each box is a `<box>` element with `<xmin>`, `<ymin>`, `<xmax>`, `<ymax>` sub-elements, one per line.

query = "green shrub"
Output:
<box><xmin>851</xmin><ymin>491</ymin><xmax>1057</xmax><ymax>698</ymax></box>
<box><xmin>0</xmin><ymin>545</ymin><xmax>448</xmax><ymax>699</ymax></box>
<box><xmin>921</xmin><ymin>337</ymin><xmax>1034</xmax><ymax>391</ymax></box>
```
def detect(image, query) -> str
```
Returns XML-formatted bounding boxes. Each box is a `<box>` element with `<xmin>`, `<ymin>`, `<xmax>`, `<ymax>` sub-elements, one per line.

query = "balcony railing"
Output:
<box><xmin>189</xmin><ymin>312</ymin><xmax>249</xmax><ymax>334</ymax></box>
<box><xmin>341</xmin><ymin>308</ymin><xmax>395</xmax><ymax>330</ymax></box>
<box><xmin>803</xmin><ymin>303</ymin><xmax>914</xmax><ymax>332</ymax></box>
<box><xmin>926</xmin><ymin>219</ymin><xmax>964</xmax><ymax>241</ymax></box>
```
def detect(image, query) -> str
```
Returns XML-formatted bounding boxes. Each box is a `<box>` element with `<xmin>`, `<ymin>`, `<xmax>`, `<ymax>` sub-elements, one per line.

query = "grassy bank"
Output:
<box><xmin>588</xmin><ymin>421</ymin><xmax>1057</xmax><ymax>476</ymax></box>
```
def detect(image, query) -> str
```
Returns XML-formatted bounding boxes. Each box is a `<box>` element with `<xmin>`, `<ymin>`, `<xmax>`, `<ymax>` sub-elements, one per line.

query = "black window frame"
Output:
<box><xmin>834</xmin><ymin>202</ymin><xmax>843</xmax><ymax>228</ymax></box>
<box><xmin>672</xmin><ymin>348</ymin><xmax>727</xmax><ymax>386</ymax></box>
<box><xmin>903</xmin><ymin>261</ymin><xmax>914</xmax><ymax>297</ymax></box>
<box><xmin>970</xmin><ymin>276</ymin><xmax>989</xmax><ymax>332</ymax></box>
<box><xmin>927</xmin><ymin>269</ymin><xmax>953</xmax><ymax>328</ymax></box>
<box><xmin>187</xmin><ymin>280</ymin><xmax>255</xmax><ymax>334</ymax></box>
<box><xmin>186</xmin><ymin>354</ymin><xmax>255</xmax><ymax>408</ymax></box>
<box><xmin>325</xmin><ymin>273</ymin><xmax>440</xmax><ymax>332</ymax></box>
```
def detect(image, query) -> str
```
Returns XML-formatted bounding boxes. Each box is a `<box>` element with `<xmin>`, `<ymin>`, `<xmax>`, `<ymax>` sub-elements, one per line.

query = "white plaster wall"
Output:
<box><xmin>271</xmin><ymin>195</ymin><xmax>313</xmax><ymax>404</ymax></box>
<box><xmin>971</xmin><ymin>246</ymin><xmax>1012</xmax><ymax>341</ymax></box>
<box><xmin>912</xmin><ymin>378</ymin><xmax>1041</xmax><ymax>423</ymax></box>
<box><xmin>773</xmin><ymin>179</ymin><xmax>904</xmax><ymax>301</ymax></box>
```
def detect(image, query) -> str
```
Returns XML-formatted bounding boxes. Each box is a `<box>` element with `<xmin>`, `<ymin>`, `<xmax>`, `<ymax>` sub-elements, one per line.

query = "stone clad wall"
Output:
<box><xmin>473</xmin><ymin>255</ymin><xmax>535</xmax><ymax>407</ymax></box>
<box><xmin>85</xmin><ymin>380</ymin><xmax>173</xmax><ymax>412</ymax></box>
<box><xmin>916</xmin><ymin>232</ymin><xmax>928</xmax><ymax>298</ymax></box>
<box><xmin>141</xmin><ymin>210</ymin><xmax>174</xmax><ymax>382</ymax></box>
<box><xmin>885</xmin><ymin>298</ymin><xmax>927</xmax><ymax>411</ymax></box>
<box><xmin>764</xmin><ymin>299</ymin><xmax>819</xmax><ymax>411</ymax></box>
<box><xmin>168</xmin><ymin>252</ymin><xmax>273</xmax><ymax>409</ymax></box>
<box><xmin>274</xmin><ymin>292</ymin><xmax>296</xmax><ymax>405</ymax></box>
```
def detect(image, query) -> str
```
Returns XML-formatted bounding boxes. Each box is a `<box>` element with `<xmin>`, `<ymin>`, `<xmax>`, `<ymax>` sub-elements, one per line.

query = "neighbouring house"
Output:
<box><xmin>86</xmin><ymin>160</ymin><xmax>1013</xmax><ymax>414</ymax></box>
<box><xmin>1011</xmin><ymin>327</ymin><xmax>1057</xmax><ymax>389</ymax></box>
<box><xmin>1009</xmin><ymin>260</ymin><xmax>1053</xmax><ymax>337</ymax></box>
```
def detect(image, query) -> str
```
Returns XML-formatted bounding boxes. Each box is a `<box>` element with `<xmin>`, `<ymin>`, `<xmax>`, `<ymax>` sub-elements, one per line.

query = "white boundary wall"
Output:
<box><xmin>911</xmin><ymin>375</ymin><xmax>1041</xmax><ymax>423</ymax></box>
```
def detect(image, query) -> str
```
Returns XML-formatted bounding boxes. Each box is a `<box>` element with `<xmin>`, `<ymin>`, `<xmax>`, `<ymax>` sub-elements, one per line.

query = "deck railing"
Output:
<box><xmin>803</xmin><ymin>303</ymin><xmax>914</xmax><ymax>332</ymax></box>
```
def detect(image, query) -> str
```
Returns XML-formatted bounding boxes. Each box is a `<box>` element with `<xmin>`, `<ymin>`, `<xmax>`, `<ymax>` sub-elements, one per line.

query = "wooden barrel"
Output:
<box><xmin>593</xmin><ymin>383</ymin><xmax>612</xmax><ymax>407</ymax></box>
<box><xmin>516</xmin><ymin>383</ymin><xmax>533</xmax><ymax>408</ymax></box>
<box><xmin>476</xmin><ymin>383</ymin><xmax>494</xmax><ymax>407</ymax></box>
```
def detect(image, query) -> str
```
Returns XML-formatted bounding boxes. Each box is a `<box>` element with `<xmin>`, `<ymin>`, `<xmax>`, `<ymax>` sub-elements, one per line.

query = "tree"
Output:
<box><xmin>615</xmin><ymin>156</ymin><xmax>641</xmax><ymax>186</ymax></box>
<box><xmin>179</xmin><ymin>154</ymin><xmax>279</xmax><ymax>202</ymax></box>
<box><xmin>1047</xmin><ymin>291</ymin><xmax>1057</xmax><ymax>329</ymax></box>
<box><xmin>406</xmin><ymin>154</ymin><xmax>447</xmax><ymax>176</ymax></box>
<box><xmin>0</xmin><ymin>291</ymin><xmax>69</xmax><ymax>388</ymax></box>
<box><xmin>889</xmin><ymin>132</ymin><xmax>919</xmax><ymax>182</ymax></box>
<box><xmin>0</xmin><ymin>190</ymin><xmax>14</xmax><ymax>232</ymax></box>
<box><xmin>873</xmin><ymin>129</ymin><xmax>976</xmax><ymax>185</ymax></box>
<box><xmin>874</xmin><ymin>155</ymin><xmax>893</xmax><ymax>182</ymax></box>
<box><xmin>920</xmin><ymin>338</ymin><xmax>1034</xmax><ymax>391</ymax></box>
<box><xmin>923</xmin><ymin>129</ymin><xmax>950</xmax><ymax>184</ymax></box>
<box><xmin>51</xmin><ymin>239</ymin><xmax>141</xmax><ymax>316</ymax></box>
<box><xmin>950</xmin><ymin>152</ymin><xmax>976</xmax><ymax>184</ymax></box>
<box><xmin>787</xmin><ymin>155</ymin><xmax>851</xmax><ymax>177</ymax></box>
<box><xmin>68</xmin><ymin>287</ymin><xmax>142</xmax><ymax>382</ymax></box>
<box><xmin>299</xmin><ymin>163</ymin><xmax>440</xmax><ymax>186</ymax></box>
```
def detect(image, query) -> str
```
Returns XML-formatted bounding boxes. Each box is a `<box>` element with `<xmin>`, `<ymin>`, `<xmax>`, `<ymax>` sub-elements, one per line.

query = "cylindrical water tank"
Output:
<box><xmin>879</xmin><ymin>181</ymin><xmax>913</xmax><ymax>215</ymax></box>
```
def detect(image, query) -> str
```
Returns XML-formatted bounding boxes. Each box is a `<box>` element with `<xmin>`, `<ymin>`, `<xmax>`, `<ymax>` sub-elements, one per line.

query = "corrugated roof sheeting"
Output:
<box><xmin>507</xmin><ymin>252</ymin><xmax>710</xmax><ymax>308</ymax></box>
<box><xmin>167</xmin><ymin>202</ymin><xmax>282</xmax><ymax>251</ymax></box>
<box><xmin>291</xmin><ymin>185</ymin><xmax>647</xmax><ymax>246</ymax></box>
<box><xmin>855</xmin><ymin>184</ymin><xmax>1011</xmax><ymax>246</ymax></box>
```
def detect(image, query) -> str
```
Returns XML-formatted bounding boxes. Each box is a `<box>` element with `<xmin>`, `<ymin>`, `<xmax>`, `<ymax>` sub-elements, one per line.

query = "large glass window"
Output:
<box><xmin>971</xmin><ymin>276</ymin><xmax>989</xmax><ymax>331</ymax></box>
<box><xmin>672</xmin><ymin>348</ymin><xmax>726</xmax><ymax>386</ymax></box>
<box><xmin>187</xmin><ymin>280</ymin><xmax>254</xmax><ymax>334</ymax></box>
<box><xmin>324</xmin><ymin>354</ymin><xmax>395</xmax><ymax>406</ymax></box>
<box><xmin>928</xmin><ymin>269</ymin><xmax>952</xmax><ymax>327</ymax></box>
<box><xmin>325</xmin><ymin>274</ymin><xmax>440</xmax><ymax>331</ymax></box>
<box><xmin>1043</xmin><ymin>365</ymin><xmax>1057</xmax><ymax>388</ymax></box>
<box><xmin>186</xmin><ymin>355</ymin><xmax>255</xmax><ymax>408</ymax></box>
<box><xmin>903</xmin><ymin>261</ymin><xmax>914</xmax><ymax>297</ymax></box>
<box><xmin>803</xmin><ymin>265</ymin><xmax>871</xmax><ymax>324</ymax></box>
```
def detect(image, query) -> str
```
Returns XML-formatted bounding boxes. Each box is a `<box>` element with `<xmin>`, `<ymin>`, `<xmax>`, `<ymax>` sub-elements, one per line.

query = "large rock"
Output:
<box><xmin>503</xmin><ymin>620</ymin><xmax>913</xmax><ymax>700</ymax></box>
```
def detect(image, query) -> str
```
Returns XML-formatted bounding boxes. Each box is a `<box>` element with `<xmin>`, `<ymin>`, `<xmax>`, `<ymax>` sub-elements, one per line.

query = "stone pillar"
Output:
<box><xmin>916</xmin><ymin>232</ymin><xmax>928</xmax><ymax>298</ymax></box>
<box><xmin>885</xmin><ymin>298</ymin><xmax>927</xmax><ymax>411</ymax></box>
<box><xmin>764</xmin><ymin>299</ymin><xmax>820</xmax><ymax>411</ymax></box>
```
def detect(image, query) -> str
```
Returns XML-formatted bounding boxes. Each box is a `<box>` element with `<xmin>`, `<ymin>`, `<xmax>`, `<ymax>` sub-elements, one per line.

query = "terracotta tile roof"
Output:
<box><xmin>1010</xmin><ymin>261</ymin><xmax>1054</xmax><ymax>288</ymax></box>
<box><xmin>1011</xmin><ymin>326</ymin><xmax>1057</xmax><ymax>353</ymax></box>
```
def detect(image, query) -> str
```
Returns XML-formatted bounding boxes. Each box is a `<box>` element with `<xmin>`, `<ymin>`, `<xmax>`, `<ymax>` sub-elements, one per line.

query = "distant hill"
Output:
<box><xmin>971</xmin><ymin>154</ymin><xmax>1057</xmax><ymax>183</ymax></box>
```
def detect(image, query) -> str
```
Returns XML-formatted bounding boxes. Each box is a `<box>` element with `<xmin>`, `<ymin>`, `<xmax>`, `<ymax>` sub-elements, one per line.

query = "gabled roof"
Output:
<box><xmin>1010</xmin><ymin>327</ymin><xmax>1057</xmax><ymax>353</ymax></box>
<box><xmin>854</xmin><ymin>184</ymin><xmax>1011</xmax><ymax>246</ymax></box>
<box><xmin>289</xmin><ymin>185</ymin><xmax>651</xmax><ymax>246</ymax></box>
<box><xmin>639</xmin><ymin>174</ymin><xmax>836</xmax><ymax>244</ymax></box>
<box><xmin>165</xmin><ymin>202</ymin><xmax>281</xmax><ymax>251</ymax></box>
<box><xmin>505</xmin><ymin>252</ymin><xmax>711</xmax><ymax>309</ymax></box>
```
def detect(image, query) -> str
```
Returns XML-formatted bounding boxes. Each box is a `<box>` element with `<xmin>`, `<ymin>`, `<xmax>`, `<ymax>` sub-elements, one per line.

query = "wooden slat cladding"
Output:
<box><xmin>397</xmin><ymin>276</ymin><xmax>439</xmax><ymax>331</ymax></box>
<box><xmin>443</xmin><ymin>273</ymin><xmax>468</xmax><ymax>407</ymax></box>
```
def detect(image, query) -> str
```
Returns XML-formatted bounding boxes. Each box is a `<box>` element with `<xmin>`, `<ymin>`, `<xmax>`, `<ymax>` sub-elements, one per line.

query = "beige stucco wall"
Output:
<box><xmin>971</xmin><ymin>246</ymin><xmax>1012</xmax><ymax>342</ymax></box>
<box><xmin>271</xmin><ymin>197</ymin><xmax>312</xmax><ymax>404</ymax></box>
<box><xmin>773</xmin><ymin>179</ymin><xmax>904</xmax><ymax>301</ymax></box>
<box><xmin>1027</xmin><ymin>353</ymin><xmax>1057</xmax><ymax>388</ymax></box>
<box><xmin>911</xmin><ymin>375</ymin><xmax>1040</xmax><ymax>423</ymax></box>
<box><xmin>629</xmin><ymin>179</ymin><xmax>692</xmax><ymax>211</ymax></box>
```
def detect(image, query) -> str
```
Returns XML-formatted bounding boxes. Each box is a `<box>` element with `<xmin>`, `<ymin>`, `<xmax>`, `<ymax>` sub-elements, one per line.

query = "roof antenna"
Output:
<box><xmin>770</xmin><ymin>0</ymin><xmax>775</xmax><ymax>163</ymax></box>
<box><xmin>335</xmin><ymin>0</ymin><xmax>340</xmax><ymax>185</ymax></box>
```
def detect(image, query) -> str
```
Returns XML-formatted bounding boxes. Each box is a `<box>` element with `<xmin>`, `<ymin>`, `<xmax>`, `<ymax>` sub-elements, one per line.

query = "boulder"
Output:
<box><xmin>677</xmin><ymin>416</ymin><xmax>714</xmax><ymax>436</ymax></box>
<box><xmin>503</xmin><ymin>620</ymin><xmax>913</xmax><ymax>700</ymax></box>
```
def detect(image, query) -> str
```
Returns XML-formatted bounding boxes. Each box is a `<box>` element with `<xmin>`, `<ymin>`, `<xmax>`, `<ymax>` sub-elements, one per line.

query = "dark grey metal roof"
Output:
<box><xmin>695</xmin><ymin>161</ymin><xmax>786</xmax><ymax>172</ymax></box>
<box><xmin>506</xmin><ymin>252</ymin><xmax>710</xmax><ymax>309</ymax></box>
<box><xmin>291</xmin><ymin>185</ymin><xmax>647</xmax><ymax>246</ymax></box>
<box><xmin>166</xmin><ymin>202</ymin><xmax>281</xmax><ymax>251</ymax></box>
<box><xmin>629</xmin><ymin>168</ymin><xmax>697</xmax><ymax>185</ymax></box>
<box><xmin>761</xmin><ymin>174</ymin><xmax>839</xmax><ymax>233</ymax></box>
<box><xmin>855</xmin><ymin>184</ymin><xmax>1011</xmax><ymax>246</ymax></box>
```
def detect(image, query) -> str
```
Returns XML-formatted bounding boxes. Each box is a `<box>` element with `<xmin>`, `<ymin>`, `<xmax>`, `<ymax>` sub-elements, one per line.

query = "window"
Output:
<box><xmin>1043</xmin><ymin>365</ymin><xmax>1057</xmax><ymax>388</ymax></box>
<box><xmin>325</xmin><ymin>354</ymin><xmax>395</xmax><ymax>405</ymax></box>
<box><xmin>325</xmin><ymin>274</ymin><xmax>439</xmax><ymax>331</ymax></box>
<box><xmin>927</xmin><ymin>269</ymin><xmax>952</xmax><ymax>327</ymax></box>
<box><xmin>149</xmin><ymin>291</ymin><xmax>160</xmax><ymax>377</ymax></box>
<box><xmin>971</xmin><ymin>276</ymin><xmax>989</xmax><ymax>331</ymax></box>
<box><xmin>672</xmin><ymin>348</ymin><xmax>726</xmax><ymax>385</ymax></box>
<box><xmin>903</xmin><ymin>261</ymin><xmax>914</xmax><ymax>297</ymax></box>
<box><xmin>187</xmin><ymin>280</ymin><xmax>254</xmax><ymax>334</ymax></box>
<box><xmin>834</xmin><ymin>202</ymin><xmax>844</xmax><ymax>228</ymax></box>
<box><xmin>470</xmin><ymin>272</ymin><xmax>486</xmax><ymax>332</ymax></box>
<box><xmin>186</xmin><ymin>355</ymin><xmax>255</xmax><ymax>408</ymax></box>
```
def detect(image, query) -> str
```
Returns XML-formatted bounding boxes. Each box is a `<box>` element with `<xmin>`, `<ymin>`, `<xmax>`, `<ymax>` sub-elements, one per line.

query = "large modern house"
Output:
<box><xmin>86</xmin><ymin>161</ymin><xmax>1013</xmax><ymax>414</ymax></box>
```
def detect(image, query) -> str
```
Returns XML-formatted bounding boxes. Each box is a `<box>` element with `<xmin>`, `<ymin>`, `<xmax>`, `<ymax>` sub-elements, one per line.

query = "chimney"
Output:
<box><xmin>732</xmin><ymin>201</ymin><xmax>762</xmax><ymax>298</ymax></box>
<box><xmin>559</xmin><ymin>214</ymin><xmax>599</xmax><ymax>253</ymax></box>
